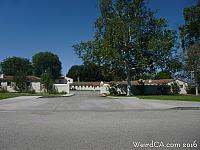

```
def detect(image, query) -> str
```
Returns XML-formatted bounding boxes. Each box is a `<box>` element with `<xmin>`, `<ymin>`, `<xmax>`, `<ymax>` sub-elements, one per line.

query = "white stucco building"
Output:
<box><xmin>100</xmin><ymin>79</ymin><xmax>188</xmax><ymax>95</ymax></box>
<box><xmin>0</xmin><ymin>74</ymin><xmax>41</xmax><ymax>93</ymax></box>
<box><xmin>0</xmin><ymin>74</ymin><xmax>72</xmax><ymax>94</ymax></box>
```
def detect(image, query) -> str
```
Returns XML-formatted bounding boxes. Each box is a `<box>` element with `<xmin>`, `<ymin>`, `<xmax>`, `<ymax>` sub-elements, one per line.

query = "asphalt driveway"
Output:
<box><xmin>0</xmin><ymin>91</ymin><xmax>200</xmax><ymax>150</ymax></box>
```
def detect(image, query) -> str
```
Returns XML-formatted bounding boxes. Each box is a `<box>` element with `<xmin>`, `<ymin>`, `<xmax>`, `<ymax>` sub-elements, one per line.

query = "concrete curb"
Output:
<box><xmin>61</xmin><ymin>93</ymin><xmax>75</xmax><ymax>97</ymax></box>
<box><xmin>107</xmin><ymin>96</ymin><xmax>140</xmax><ymax>99</ymax></box>
<box><xmin>39</xmin><ymin>93</ymin><xmax>75</xmax><ymax>98</ymax></box>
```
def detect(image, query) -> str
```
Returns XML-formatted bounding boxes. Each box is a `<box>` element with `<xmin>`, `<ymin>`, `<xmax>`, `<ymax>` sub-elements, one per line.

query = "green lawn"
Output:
<box><xmin>137</xmin><ymin>95</ymin><xmax>200</xmax><ymax>102</ymax></box>
<box><xmin>0</xmin><ymin>93</ymin><xmax>63</xmax><ymax>100</ymax></box>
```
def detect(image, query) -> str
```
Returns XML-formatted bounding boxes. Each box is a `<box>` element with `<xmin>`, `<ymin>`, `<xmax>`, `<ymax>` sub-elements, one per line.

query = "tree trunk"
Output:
<box><xmin>194</xmin><ymin>71</ymin><xmax>199</xmax><ymax>96</ymax></box>
<box><xmin>126</xmin><ymin>63</ymin><xmax>132</xmax><ymax>96</ymax></box>
<box><xmin>195</xmin><ymin>85</ymin><xmax>198</xmax><ymax>96</ymax></box>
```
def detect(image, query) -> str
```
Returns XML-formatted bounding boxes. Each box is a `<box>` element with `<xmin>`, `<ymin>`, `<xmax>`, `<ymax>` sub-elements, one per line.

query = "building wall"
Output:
<box><xmin>0</xmin><ymin>81</ymin><xmax>41</xmax><ymax>93</ymax></box>
<box><xmin>54</xmin><ymin>84</ymin><xmax>69</xmax><ymax>93</ymax></box>
<box><xmin>31</xmin><ymin>82</ymin><xmax>41</xmax><ymax>93</ymax></box>
<box><xmin>100</xmin><ymin>80</ymin><xmax>188</xmax><ymax>95</ymax></box>
<box><xmin>65</xmin><ymin>77</ymin><xmax>73</xmax><ymax>84</ymax></box>
<box><xmin>55</xmin><ymin>79</ymin><xmax>66</xmax><ymax>84</ymax></box>
<box><xmin>100</xmin><ymin>84</ymin><xmax>109</xmax><ymax>94</ymax></box>
<box><xmin>168</xmin><ymin>80</ymin><xmax>188</xmax><ymax>94</ymax></box>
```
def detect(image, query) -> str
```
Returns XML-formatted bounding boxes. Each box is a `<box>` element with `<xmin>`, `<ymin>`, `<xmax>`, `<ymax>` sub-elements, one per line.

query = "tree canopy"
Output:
<box><xmin>67</xmin><ymin>63</ymin><xmax>106</xmax><ymax>82</ymax></box>
<box><xmin>32</xmin><ymin>52</ymin><xmax>62</xmax><ymax>80</ymax></box>
<box><xmin>41</xmin><ymin>72</ymin><xmax>54</xmax><ymax>93</ymax></box>
<box><xmin>180</xmin><ymin>0</ymin><xmax>200</xmax><ymax>50</ymax></box>
<box><xmin>179</xmin><ymin>0</ymin><xmax>200</xmax><ymax>95</ymax></box>
<box><xmin>0</xmin><ymin>57</ymin><xmax>32</xmax><ymax>76</ymax></box>
<box><xmin>73</xmin><ymin>0</ymin><xmax>177</xmax><ymax>95</ymax></box>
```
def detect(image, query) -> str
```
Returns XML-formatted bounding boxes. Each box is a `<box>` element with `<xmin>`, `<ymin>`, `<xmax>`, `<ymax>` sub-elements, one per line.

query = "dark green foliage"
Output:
<box><xmin>67</xmin><ymin>63</ymin><xmax>118</xmax><ymax>82</ymax></box>
<box><xmin>108</xmin><ymin>83</ymin><xmax>119</xmax><ymax>96</ymax></box>
<box><xmin>185</xmin><ymin>42</ymin><xmax>200</xmax><ymax>95</ymax></box>
<box><xmin>186</xmin><ymin>84</ymin><xmax>200</xmax><ymax>94</ymax></box>
<box><xmin>67</xmin><ymin>65</ymin><xmax>82</xmax><ymax>82</ymax></box>
<box><xmin>0</xmin><ymin>57</ymin><xmax>32</xmax><ymax>75</ymax></box>
<box><xmin>32</xmin><ymin>52</ymin><xmax>62</xmax><ymax>80</ymax></box>
<box><xmin>154</xmin><ymin>71</ymin><xmax>172</xmax><ymax>80</ymax></box>
<box><xmin>28</xmin><ymin>89</ymin><xmax>36</xmax><ymax>94</ymax></box>
<box><xmin>136</xmin><ymin>79</ymin><xmax>145</xmax><ymax>95</ymax></box>
<box><xmin>157</xmin><ymin>84</ymin><xmax>171</xmax><ymax>95</ymax></box>
<box><xmin>0</xmin><ymin>89</ymin><xmax>8</xmax><ymax>93</ymax></box>
<box><xmin>180</xmin><ymin>1</ymin><xmax>200</xmax><ymax>95</ymax></box>
<box><xmin>73</xmin><ymin>0</ymin><xmax>176</xmax><ymax>95</ymax></box>
<box><xmin>41</xmin><ymin>73</ymin><xmax>54</xmax><ymax>93</ymax></box>
<box><xmin>13</xmin><ymin>72</ymin><xmax>30</xmax><ymax>93</ymax></box>
<box><xmin>180</xmin><ymin>0</ymin><xmax>200</xmax><ymax>50</ymax></box>
<box><xmin>171</xmin><ymin>82</ymin><xmax>181</xmax><ymax>95</ymax></box>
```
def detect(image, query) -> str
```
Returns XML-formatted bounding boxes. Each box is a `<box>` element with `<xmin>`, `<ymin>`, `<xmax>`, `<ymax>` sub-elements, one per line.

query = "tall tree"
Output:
<box><xmin>41</xmin><ymin>72</ymin><xmax>54</xmax><ymax>93</ymax></box>
<box><xmin>185</xmin><ymin>42</ymin><xmax>200</xmax><ymax>95</ymax></box>
<box><xmin>74</xmin><ymin>0</ymin><xmax>176</xmax><ymax>96</ymax></box>
<box><xmin>67</xmin><ymin>65</ymin><xmax>82</xmax><ymax>82</ymax></box>
<box><xmin>13</xmin><ymin>72</ymin><xmax>29</xmax><ymax>93</ymax></box>
<box><xmin>180</xmin><ymin>0</ymin><xmax>200</xmax><ymax>95</ymax></box>
<box><xmin>180</xmin><ymin>0</ymin><xmax>200</xmax><ymax>50</ymax></box>
<box><xmin>32</xmin><ymin>52</ymin><xmax>62</xmax><ymax>80</ymax></box>
<box><xmin>67</xmin><ymin>63</ymin><xmax>105</xmax><ymax>82</ymax></box>
<box><xmin>0</xmin><ymin>57</ymin><xmax>32</xmax><ymax>75</ymax></box>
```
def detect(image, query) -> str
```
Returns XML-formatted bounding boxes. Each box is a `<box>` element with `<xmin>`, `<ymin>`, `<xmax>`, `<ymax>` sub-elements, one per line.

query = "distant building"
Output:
<box><xmin>0</xmin><ymin>74</ymin><xmax>72</xmax><ymax>94</ymax></box>
<box><xmin>55</xmin><ymin>76</ymin><xmax>73</xmax><ymax>84</ymax></box>
<box><xmin>101</xmin><ymin>79</ymin><xmax>188</xmax><ymax>95</ymax></box>
<box><xmin>0</xmin><ymin>74</ymin><xmax>41</xmax><ymax>93</ymax></box>
<box><xmin>54</xmin><ymin>76</ymin><xmax>73</xmax><ymax>93</ymax></box>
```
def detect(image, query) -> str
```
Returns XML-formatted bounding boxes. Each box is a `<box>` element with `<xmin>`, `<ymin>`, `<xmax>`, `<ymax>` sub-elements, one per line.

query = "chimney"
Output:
<box><xmin>0</xmin><ymin>74</ymin><xmax>4</xmax><ymax>79</ymax></box>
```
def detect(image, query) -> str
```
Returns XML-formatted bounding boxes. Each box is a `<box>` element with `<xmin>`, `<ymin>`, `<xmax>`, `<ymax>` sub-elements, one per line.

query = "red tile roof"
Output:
<box><xmin>71</xmin><ymin>79</ymin><xmax>175</xmax><ymax>86</ymax></box>
<box><xmin>0</xmin><ymin>76</ymin><xmax>41</xmax><ymax>82</ymax></box>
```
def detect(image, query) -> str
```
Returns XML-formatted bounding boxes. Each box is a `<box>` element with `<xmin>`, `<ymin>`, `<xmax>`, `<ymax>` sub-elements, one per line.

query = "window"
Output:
<box><xmin>180</xmin><ymin>85</ymin><xmax>183</xmax><ymax>88</ymax></box>
<box><xmin>27</xmin><ymin>82</ymin><xmax>31</xmax><ymax>86</ymax></box>
<box><xmin>7</xmin><ymin>82</ymin><xmax>11</xmax><ymax>86</ymax></box>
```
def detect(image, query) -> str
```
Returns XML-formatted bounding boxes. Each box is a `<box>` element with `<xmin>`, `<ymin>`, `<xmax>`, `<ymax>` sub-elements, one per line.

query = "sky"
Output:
<box><xmin>0</xmin><ymin>0</ymin><xmax>197</xmax><ymax>75</ymax></box>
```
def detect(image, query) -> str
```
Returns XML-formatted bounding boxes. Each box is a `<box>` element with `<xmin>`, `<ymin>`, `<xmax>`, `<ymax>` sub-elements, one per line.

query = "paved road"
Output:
<box><xmin>0</xmin><ymin>91</ymin><xmax>200</xmax><ymax>150</ymax></box>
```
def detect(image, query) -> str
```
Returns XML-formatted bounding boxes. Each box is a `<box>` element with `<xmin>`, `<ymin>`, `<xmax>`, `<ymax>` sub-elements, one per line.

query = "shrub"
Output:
<box><xmin>157</xmin><ymin>84</ymin><xmax>171</xmax><ymax>95</ymax></box>
<box><xmin>109</xmin><ymin>83</ymin><xmax>119</xmax><ymax>96</ymax></box>
<box><xmin>41</xmin><ymin>73</ymin><xmax>54</xmax><ymax>93</ymax></box>
<box><xmin>28</xmin><ymin>89</ymin><xmax>36</xmax><ymax>94</ymax></box>
<box><xmin>171</xmin><ymin>82</ymin><xmax>180</xmax><ymax>95</ymax></box>
<box><xmin>14</xmin><ymin>72</ymin><xmax>30</xmax><ymax>93</ymax></box>
<box><xmin>186</xmin><ymin>84</ymin><xmax>200</xmax><ymax>94</ymax></box>
<box><xmin>60</xmin><ymin>91</ymin><xmax>67</xmax><ymax>94</ymax></box>
<box><xmin>0</xmin><ymin>88</ymin><xmax>8</xmax><ymax>93</ymax></box>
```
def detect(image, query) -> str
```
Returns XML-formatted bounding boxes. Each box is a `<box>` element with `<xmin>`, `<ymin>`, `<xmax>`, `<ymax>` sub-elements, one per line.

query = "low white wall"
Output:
<box><xmin>54</xmin><ymin>84</ymin><xmax>69</xmax><ymax>93</ymax></box>
<box><xmin>71</xmin><ymin>85</ymin><xmax>100</xmax><ymax>91</ymax></box>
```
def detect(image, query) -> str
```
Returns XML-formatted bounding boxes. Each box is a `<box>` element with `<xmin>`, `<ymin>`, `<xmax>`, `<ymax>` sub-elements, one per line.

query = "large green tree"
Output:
<box><xmin>67</xmin><ymin>65</ymin><xmax>82</xmax><ymax>82</ymax></box>
<box><xmin>0</xmin><ymin>57</ymin><xmax>32</xmax><ymax>75</ymax></box>
<box><xmin>13</xmin><ymin>72</ymin><xmax>29</xmax><ymax>93</ymax></box>
<box><xmin>185</xmin><ymin>42</ymin><xmax>200</xmax><ymax>95</ymax></box>
<box><xmin>32</xmin><ymin>52</ymin><xmax>62</xmax><ymax>80</ymax></box>
<box><xmin>180</xmin><ymin>0</ymin><xmax>200</xmax><ymax>50</ymax></box>
<box><xmin>74</xmin><ymin>0</ymin><xmax>176</xmax><ymax>96</ymax></box>
<box><xmin>180</xmin><ymin>0</ymin><xmax>200</xmax><ymax>95</ymax></box>
<box><xmin>67</xmin><ymin>63</ymin><xmax>105</xmax><ymax>82</ymax></box>
<box><xmin>41</xmin><ymin>72</ymin><xmax>54</xmax><ymax>93</ymax></box>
